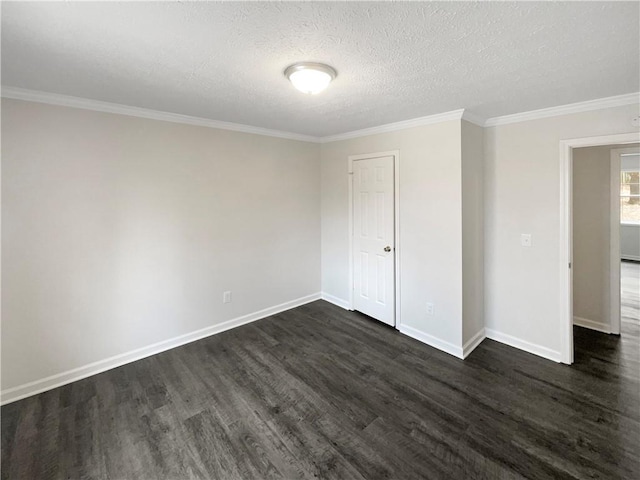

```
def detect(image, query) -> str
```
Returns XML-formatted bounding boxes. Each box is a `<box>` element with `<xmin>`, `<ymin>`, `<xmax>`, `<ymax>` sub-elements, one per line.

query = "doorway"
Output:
<box><xmin>572</xmin><ymin>145</ymin><xmax>639</xmax><ymax>335</ymax></box>
<box><xmin>559</xmin><ymin>132</ymin><xmax>640</xmax><ymax>364</ymax></box>
<box><xmin>348</xmin><ymin>151</ymin><xmax>400</xmax><ymax>327</ymax></box>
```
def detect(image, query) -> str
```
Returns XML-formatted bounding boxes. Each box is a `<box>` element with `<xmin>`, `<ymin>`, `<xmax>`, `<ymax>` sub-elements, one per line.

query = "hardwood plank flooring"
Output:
<box><xmin>2</xmin><ymin>264</ymin><xmax>639</xmax><ymax>479</ymax></box>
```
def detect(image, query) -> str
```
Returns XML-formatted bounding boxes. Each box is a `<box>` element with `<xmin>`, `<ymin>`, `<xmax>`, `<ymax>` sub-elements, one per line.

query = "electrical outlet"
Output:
<box><xmin>520</xmin><ymin>234</ymin><xmax>532</xmax><ymax>247</ymax></box>
<box><xmin>223</xmin><ymin>291</ymin><xmax>232</xmax><ymax>304</ymax></box>
<box><xmin>426</xmin><ymin>303</ymin><xmax>434</xmax><ymax>316</ymax></box>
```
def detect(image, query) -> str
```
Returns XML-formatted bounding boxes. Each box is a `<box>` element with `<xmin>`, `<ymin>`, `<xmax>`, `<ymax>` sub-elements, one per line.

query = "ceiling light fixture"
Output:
<box><xmin>284</xmin><ymin>62</ymin><xmax>337</xmax><ymax>95</ymax></box>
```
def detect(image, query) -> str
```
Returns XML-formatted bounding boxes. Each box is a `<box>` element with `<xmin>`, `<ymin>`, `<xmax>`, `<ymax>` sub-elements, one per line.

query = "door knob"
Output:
<box><xmin>384</xmin><ymin>246</ymin><xmax>392</xmax><ymax>252</ymax></box>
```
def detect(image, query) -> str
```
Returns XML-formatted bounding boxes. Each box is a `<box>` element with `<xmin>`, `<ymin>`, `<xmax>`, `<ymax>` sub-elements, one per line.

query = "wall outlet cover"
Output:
<box><xmin>426</xmin><ymin>303</ymin><xmax>434</xmax><ymax>315</ymax></box>
<box><xmin>223</xmin><ymin>291</ymin><xmax>232</xmax><ymax>303</ymax></box>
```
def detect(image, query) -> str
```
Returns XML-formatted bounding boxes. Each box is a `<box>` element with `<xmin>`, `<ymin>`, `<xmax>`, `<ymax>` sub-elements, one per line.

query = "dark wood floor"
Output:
<box><xmin>2</xmin><ymin>265</ymin><xmax>639</xmax><ymax>479</ymax></box>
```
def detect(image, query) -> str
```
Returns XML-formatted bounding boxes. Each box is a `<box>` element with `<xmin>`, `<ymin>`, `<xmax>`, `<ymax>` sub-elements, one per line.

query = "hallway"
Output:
<box><xmin>574</xmin><ymin>260</ymin><xmax>639</xmax><ymax>378</ymax></box>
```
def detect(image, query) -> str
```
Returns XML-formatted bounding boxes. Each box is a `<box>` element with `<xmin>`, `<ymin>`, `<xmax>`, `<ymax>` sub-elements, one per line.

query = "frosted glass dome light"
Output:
<box><xmin>285</xmin><ymin>62</ymin><xmax>337</xmax><ymax>95</ymax></box>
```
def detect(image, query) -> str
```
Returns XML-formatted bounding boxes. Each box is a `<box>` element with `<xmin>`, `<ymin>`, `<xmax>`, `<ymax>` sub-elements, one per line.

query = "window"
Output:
<box><xmin>621</xmin><ymin>168</ymin><xmax>640</xmax><ymax>224</ymax></box>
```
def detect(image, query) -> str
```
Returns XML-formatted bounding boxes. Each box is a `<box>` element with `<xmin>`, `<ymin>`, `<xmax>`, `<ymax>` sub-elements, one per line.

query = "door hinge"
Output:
<box><xmin>569</xmin><ymin>262</ymin><xmax>572</xmax><ymax>269</ymax></box>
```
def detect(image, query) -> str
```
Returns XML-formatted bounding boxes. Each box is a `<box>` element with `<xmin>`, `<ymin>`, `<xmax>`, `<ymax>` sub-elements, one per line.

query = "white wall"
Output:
<box><xmin>484</xmin><ymin>104</ymin><xmax>639</xmax><ymax>359</ymax></box>
<box><xmin>621</xmin><ymin>224</ymin><xmax>640</xmax><ymax>260</ymax></box>
<box><xmin>321</xmin><ymin>121</ymin><xmax>465</xmax><ymax>350</ymax></box>
<box><xmin>3</xmin><ymin>96</ymin><xmax>638</xmax><ymax>400</ymax></box>
<box><xmin>1</xmin><ymin>99</ymin><xmax>321</xmax><ymax>392</ymax></box>
<box><xmin>461</xmin><ymin>120</ymin><xmax>485</xmax><ymax>346</ymax></box>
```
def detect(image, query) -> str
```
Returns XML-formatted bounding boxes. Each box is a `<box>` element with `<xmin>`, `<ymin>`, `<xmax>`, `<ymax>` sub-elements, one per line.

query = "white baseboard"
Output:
<box><xmin>320</xmin><ymin>292</ymin><xmax>351</xmax><ymax>310</ymax></box>
<box><xmin>462</xmin><ymin>328</ymin><xmax>486</xmax><ymax>358</ymax></box>
<box><xmin>399</xmin><ymin>325</ymin><xmax>464</xmax><ymax>359</ymax></box>
<box><xmin>573</xmin><ymin>316</ymin><xmax>611</xmax><ymax>334</ymax></box>
<box><xmin>1</xmin><ymin>293</ymin><xmax>321</xmax><ymax>405</ymax></box>
<box><xmin>485</xmin><ymin>328</ymin><xmax>561</xmax><ymax>363</ymax></box>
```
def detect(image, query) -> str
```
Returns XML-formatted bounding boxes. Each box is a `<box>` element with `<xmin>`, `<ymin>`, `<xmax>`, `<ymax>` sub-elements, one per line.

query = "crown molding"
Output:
<box><xmin>1</xmin><ymin>87</ymin><xmax>475</xmax><ymax>143</ymax></box>
<box><xmin>484</xmin><ymin>92</ymin><xmax>640</xmax><ymax>127</ymax></box>
<box><xmin>1</xmin><ymin>86</ymin><xmax>322</xmax><ymax>143</ymax></box>
<box><xmin>461</xmin><ymin>110</ymin><xmax>486</xmax><ymax>127</ymax></box>
<box><xmin>3</xmin><ymin>86</ymin><xmax>638</xmax><ymax>142</ymax></box>
<box><xmin>320</xmin><ymin>109</ymin><xmax>467</xmax><ymax>143</ymax></box>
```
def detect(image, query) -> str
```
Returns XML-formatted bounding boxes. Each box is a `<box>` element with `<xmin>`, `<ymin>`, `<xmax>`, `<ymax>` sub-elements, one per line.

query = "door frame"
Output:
<box><xmin>559</xmin><ymin>132</ymin><xmax>640</xmax><ymax>364</ymax></box>
<box><xmin>348</xmin><ymin>150</ymin><xmax>400</xmax><ymax>328</ymax></box>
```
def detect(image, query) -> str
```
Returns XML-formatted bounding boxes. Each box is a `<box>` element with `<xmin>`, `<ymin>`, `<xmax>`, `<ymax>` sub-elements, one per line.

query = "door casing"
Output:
<box><xmin>559</xmin><ymin>132</ymin><xmax>640</xmax><ymax>364</ymax></box>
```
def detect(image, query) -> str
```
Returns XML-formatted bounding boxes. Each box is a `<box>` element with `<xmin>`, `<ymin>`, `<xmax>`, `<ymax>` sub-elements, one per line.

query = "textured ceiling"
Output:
<box><xmin>2</xmin><ymin>1</ymin><xmax>639</xmax><ymax>137</ymax></box>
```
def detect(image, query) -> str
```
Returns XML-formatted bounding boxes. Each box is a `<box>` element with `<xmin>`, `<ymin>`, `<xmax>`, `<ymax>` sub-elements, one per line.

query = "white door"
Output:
<box><xmin>352</xmin><ymin>156</ymin><xmax>395</xmax><ymax>326</ymax></box>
